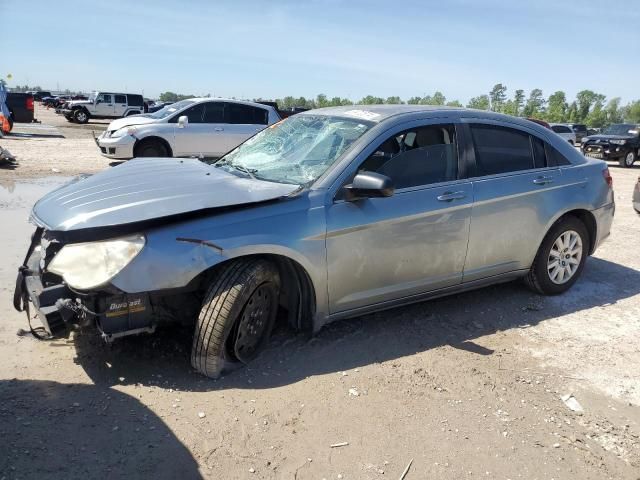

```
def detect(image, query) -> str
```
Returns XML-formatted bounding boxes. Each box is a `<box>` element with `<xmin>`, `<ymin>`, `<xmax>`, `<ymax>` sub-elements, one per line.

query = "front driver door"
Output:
<box><xmin>171</xmin><ymin>103</ymin><xmax>208</xmax><ymax>156</ymax></box>
<box><xmin>325</xmin><ymin>122</ymin><xmax>473</xmax><ymax>314</ymax></box>
<box><xmin>94</xmin><ymin>94</ymin><xmax>114</xmax><ymax>117</ymax></box>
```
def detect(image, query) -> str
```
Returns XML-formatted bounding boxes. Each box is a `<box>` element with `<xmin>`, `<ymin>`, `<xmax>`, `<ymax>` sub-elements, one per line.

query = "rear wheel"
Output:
<box><xmin>525</xmin><ymin>216</ymin><xmax>588</xmax><ymax>295</ymax></box>
<box><xmin>134</xmin><ymin>139</ymin><xmax>169</xmax><ymax>157</ymax></box>
<box><xmin>191</xmin><ymin>259</ymin><xmax>280</xmax><ymax>378</ymax></box>
<box><xmin>73</xmin><ymin>109</ymin><xmax>89</xmax><ymax>124</ymax></box>
<box><xmin>619</xmin><ymin>151</ymin><xmax>637</xmax><ymax>168</ymax></box>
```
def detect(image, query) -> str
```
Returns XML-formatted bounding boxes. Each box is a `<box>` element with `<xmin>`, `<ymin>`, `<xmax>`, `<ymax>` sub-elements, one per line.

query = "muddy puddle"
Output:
<box><xmin>0</xmin><ymin>177</ymin><xmax>75</xmax><ymax>274</ymax></box>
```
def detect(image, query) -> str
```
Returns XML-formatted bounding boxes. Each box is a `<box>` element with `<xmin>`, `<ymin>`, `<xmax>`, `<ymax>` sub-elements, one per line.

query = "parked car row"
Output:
<box><xmin>549</xmin><ymin>123</ymin><xmax>588</xmax><ymax>145</ymax></box>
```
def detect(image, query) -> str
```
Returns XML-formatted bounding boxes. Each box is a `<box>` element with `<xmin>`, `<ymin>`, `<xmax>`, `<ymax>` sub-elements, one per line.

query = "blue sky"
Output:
<box><xmin>2</xmin><ymin>0</ymin><xmax>638</xmax><ymax>103</ymax></box>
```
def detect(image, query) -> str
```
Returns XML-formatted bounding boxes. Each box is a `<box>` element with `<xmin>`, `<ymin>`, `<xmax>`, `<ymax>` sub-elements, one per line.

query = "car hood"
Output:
<box><xmin>66</xmin><ymin>100</ymin><xmax>91</xmax><ymax>106</ymax></box>
<box><xmin>32</xmin><ymin>158</ymin><xmax>300</xmax><ymax>233</ymax></box>
<box><xmin>107</xmin><ymin>116</ymin><xmax>157</xmax><ymax>131</ymax></box>
<box><xmin>584</xmin><ymin>134</ymin><xmax>635</xmax><ymax>142</ymax></box>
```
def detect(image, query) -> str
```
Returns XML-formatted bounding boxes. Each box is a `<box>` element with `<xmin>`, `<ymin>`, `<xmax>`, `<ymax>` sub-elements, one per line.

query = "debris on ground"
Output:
<box><xmin>330</xmin><ymin>442</ymin><xmax>349</xmax><ymax>448</ymax></box>
<box><xmin>561</xmin><ymin>394</ymin><xmax>584</xmax><ymax>414</ymax></box>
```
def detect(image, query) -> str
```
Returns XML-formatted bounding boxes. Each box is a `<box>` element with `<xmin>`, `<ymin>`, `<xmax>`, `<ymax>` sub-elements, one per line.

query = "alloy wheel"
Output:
<box><xmin>547</xmin><ymin>230</ymin><xmax>583</xmax><ymax>285</ymax></box>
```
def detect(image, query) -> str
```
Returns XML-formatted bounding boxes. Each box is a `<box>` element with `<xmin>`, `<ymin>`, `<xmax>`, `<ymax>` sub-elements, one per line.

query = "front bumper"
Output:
<box><xmin>94</xmin><ymin>131</ymin><xmax>136</xmax><ymax>159</ymax></box>
<box><xmin>14</xmin><ymin>232</ymin><xmax>155</xmax><ymax>340</ymax></box>
<box><xmin>582</xmin><ymin>143</ymin><xmax>627</xmax><ymax>160</ymax></box>
<box><xmin>56</xmin><ymin>108</ymin><xmax>72</xmax><ymax>116</ymax></box>
<box><xmin>14</xmin><ymin>247</ymin><xmax>73</xmax><ymax>336</ymax></box>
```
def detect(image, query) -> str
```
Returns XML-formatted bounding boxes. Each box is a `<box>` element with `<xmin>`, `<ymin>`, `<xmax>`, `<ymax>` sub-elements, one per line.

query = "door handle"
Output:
<box><xmin>533</xmin><ymin>176</ymin><xmax>554</xmax><ymax>185</ymax></box>
<box><xmin>437</xmin><ymin>191</ymin><xmax>467</xmax><ymax>202</ymax></box>
<box><xmin>213</xmin><ymin>127</ymin><xmax>224</xmax><ymax>132</ymax></box>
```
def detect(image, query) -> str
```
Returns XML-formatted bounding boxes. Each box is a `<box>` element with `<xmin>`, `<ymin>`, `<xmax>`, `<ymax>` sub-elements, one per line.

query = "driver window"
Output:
<box><xmin>97</xmin><ymin>94</ymin><xmax>112</xmax><ymax>104</ymax></box>
<box><xmin>359</xmin><ymin>124</ymin><xmax>458</xmax><ymax>189</ymax></box>
<box><xmin>169</xmin><ymin>103</ymin><xmax>206</xmax><ymax>123</ymax></box>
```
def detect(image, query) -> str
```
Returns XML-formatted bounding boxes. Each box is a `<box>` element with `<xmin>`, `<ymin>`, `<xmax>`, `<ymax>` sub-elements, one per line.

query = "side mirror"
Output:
<box><xmin>95</xmin><ymin>99</ymin><xmax>101</xmax><ymax>104</ymax></box>
<box><xmin>343</xmin><ymin>171</ymin><xmax>394</xmax><ymax>201</ymax></box>
<box><xmin>178</xmin><ymin>115</ymin><xmax>189</xmax><ymax>128</ymax></box>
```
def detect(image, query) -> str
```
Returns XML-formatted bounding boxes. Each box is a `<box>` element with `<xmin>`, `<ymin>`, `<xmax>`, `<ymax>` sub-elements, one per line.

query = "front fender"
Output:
<box><xmin>109</xmin><ymin>198</ymin><xmax>328</xmax><ymax>316</ymax></box>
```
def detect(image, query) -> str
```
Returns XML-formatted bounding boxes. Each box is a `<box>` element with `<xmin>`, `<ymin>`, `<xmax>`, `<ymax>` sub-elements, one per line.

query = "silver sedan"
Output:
<box><xmin>15</xmin><ymin>105</ymin><xmax>615</xmax><ymax>378</ymax></box>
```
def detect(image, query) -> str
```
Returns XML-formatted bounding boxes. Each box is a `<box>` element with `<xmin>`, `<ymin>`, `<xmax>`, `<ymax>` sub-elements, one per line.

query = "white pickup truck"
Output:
<box><xmin>95</xmin><ymin>98</ymin><xmax>281</xmax><ymax>159</ymax></box>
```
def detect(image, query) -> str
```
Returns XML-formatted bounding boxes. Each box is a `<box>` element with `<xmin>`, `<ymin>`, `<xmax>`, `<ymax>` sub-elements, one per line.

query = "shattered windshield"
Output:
<box><xmin>216</xmin><ymin>115</ymin><xmax>372</xmax><ymax>185</ymax></box>
<box><xmin>146</xmin><ymin>99</ymin><xmax>195</xmax><ymax>119</ymax></box>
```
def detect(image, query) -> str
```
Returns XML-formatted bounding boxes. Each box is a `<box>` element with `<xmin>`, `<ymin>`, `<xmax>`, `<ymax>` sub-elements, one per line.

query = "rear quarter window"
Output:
<box><xmin>545</xmin><ymin>144</ymin><xmax>572</xmax><ymax>166</ymax></box>
<box><xmin>127</xmin><ymin>95</ymin><xmax>143</xmax><ymax>107</ymax></box>
<box><xmin>226</xmin><ymin>103</ymin><xmax>269</xmax><ymax>125</ymax></box>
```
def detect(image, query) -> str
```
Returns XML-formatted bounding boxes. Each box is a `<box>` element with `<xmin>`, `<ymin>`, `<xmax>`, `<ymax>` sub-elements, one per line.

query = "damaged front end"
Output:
<box><xmin>14</xmin><ymin>228</ymin><xmax>156</xmax><ymax>341</ymax></box>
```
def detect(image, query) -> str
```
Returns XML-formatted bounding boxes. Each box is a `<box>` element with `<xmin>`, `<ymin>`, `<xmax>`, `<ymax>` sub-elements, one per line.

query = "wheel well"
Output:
<box><xmin>193</xmin><ymin>254</ymin><xmax>316</xmax><ymax>332</ymax></box>
<box><xmin>558</xmin><ymin>209</ymin><xmax>597</xmax><ymax>255</ymax></box>
<box><xmin>134</xmin><ymin>136</ymin><xmax>173</xmax><ymax>157</ymax></box>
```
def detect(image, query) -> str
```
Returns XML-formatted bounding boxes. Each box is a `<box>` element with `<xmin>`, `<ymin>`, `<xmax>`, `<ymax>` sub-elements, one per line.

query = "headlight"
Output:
<box><xmin>48</xmin><ymin>234</ymin><xmax>145</xmax><ymax>290</ymax></box>
<box><xmin>610</xmin><ymin>139</ymin><xmax>626</xmax><ymax>145</ymax></box>
<box><xmin>110</xmin><ymin>126</ymin><xmax>136</xmax><ymax>138</ymax></box>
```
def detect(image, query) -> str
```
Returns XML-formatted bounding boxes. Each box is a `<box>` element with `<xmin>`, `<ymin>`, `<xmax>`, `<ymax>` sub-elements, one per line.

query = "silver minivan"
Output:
<box><xmin>15</xmin><ymin>106</ymin><xmax>615</xmax><ymax>378</ymax></box>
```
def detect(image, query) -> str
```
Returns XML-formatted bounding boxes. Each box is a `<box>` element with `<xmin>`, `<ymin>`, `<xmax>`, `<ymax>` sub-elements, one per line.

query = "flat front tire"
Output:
<box><xmin>191</xmin><ymin>259</ymin><xmax>280</xmax><ymax>379</ymax></box>
<box><xmin>525</xmin><ymin>216</ymin><xmax>589</xmax><ymax>295</ymax></box>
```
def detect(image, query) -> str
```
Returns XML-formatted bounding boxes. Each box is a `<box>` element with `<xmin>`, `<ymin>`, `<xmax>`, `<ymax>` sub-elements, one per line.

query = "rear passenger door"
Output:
<box><xmin>218</xmin><ymin>103</ymin><xmax>269</xmax><ymax>155</ymax></box>
<box><xmin>114</xmin><ymin>94</ymin><xmax>128</xmax><ymax>116</ymax></box>
<box><xmin>462</xmin><ymin>121</ymin><xmax>565</xmax><ymax>281</ymax></box>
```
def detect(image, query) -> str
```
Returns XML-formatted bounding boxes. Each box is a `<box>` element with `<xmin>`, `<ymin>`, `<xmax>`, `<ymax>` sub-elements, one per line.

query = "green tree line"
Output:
<box><xmin>266</xmin><ymin>85</ymin><xmax>639</xmax><ymax>127</ymax></box>
<box><xmin>7</xmin><ymin>82</ymin><xmax>639</xmax><ymax>125</ymax></box>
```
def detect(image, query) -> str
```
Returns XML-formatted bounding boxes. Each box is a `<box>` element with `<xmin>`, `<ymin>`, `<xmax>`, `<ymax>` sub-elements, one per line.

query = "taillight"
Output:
<box><xmin>26</xmin><ymin>97</ymin><xmax>34</xmax><ymax>111</ymax></box>
<box><xmin>602</xmin><ymin>167</ymin><xmax>612</xmax><ymax>188</ymax></box>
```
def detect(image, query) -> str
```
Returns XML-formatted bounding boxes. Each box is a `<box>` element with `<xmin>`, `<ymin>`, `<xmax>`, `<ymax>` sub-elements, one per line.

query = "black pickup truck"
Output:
<box><xmin>6</xmin><ymin>92</ymin><xmax>35</xmax><ymax>125</ymax></box>
<box><xmin>582</xmin><ymin>123</ymin><xmax>640</xmax><ymax>168</ymax></box>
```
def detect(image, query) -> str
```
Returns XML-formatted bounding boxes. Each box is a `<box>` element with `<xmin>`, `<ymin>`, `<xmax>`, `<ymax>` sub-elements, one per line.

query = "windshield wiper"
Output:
<box><xmin>215</xmin><ymin>160</ymin><xmax>257</xmax><ymax>180</ymax></box>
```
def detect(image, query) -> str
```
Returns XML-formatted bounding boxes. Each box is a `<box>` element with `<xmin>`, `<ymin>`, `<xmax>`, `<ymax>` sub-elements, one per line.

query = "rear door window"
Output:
<box><xmin>202</xmin><ymin>102</ymin><xmax>225</xmax><ymax>123</ymax></box>
<box><xmin>114</xmin><ymin>94</ymin><xmax>126</xmax><ymax>104</ymax></box>
<box><xmin>469</xmin><ymin>124</ymin><xmax>534</xmax><ymax>176</ymax></box>
<box><xmin>225</xmin><ymin>103</ymin><xmax>269</xmax><ymax>125</ymax></box>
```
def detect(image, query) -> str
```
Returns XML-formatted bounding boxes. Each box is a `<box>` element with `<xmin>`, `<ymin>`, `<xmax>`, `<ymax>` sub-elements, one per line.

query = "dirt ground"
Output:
<box><xmin>0</xmin><ymin>108</ymin><xmax>639</xmax><ymax>479</ymax></box>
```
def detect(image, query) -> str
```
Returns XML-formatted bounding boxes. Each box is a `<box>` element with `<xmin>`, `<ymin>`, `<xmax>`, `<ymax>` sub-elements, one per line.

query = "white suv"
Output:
<box><xmin>550</xmin><ymin>123</ymin><xmax>578</xmax><ymax>145</ymax></box>
<box><xmin>96</xmin><ymin>98</ymin><xmax>281</xmax><ymax>159</ymax></box>
<box><xmin>59</xmin><ymin>92</ymin><xmax>145</xmax><ymax>124</ymax></box>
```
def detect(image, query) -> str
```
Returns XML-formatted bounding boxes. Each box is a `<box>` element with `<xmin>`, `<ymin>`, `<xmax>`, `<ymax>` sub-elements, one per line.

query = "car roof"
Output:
<box><xmin>300</xmin><ymin>104</ymin><xmax>548</xmax><ymax>130</ymax></box>
<box><xmin>189</xmin><ymin>98</ymin><xmax>275</xmax><ymax>109</ymax></box>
